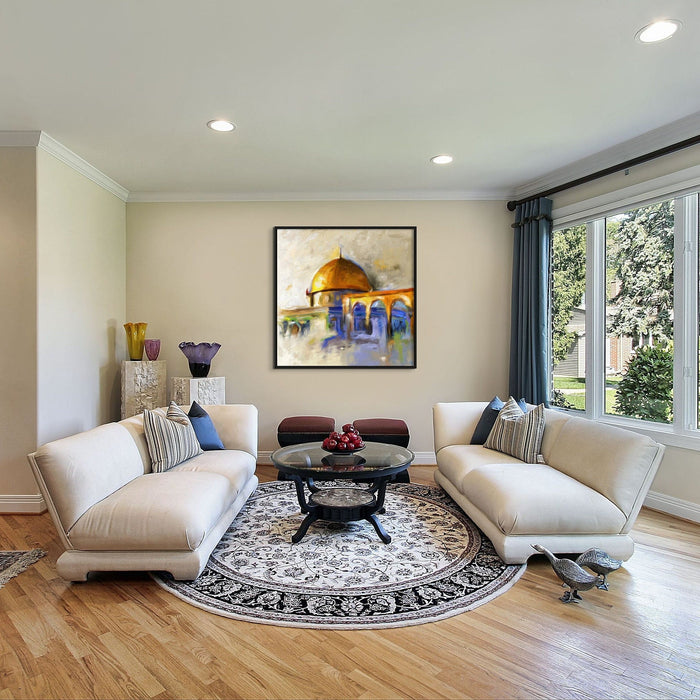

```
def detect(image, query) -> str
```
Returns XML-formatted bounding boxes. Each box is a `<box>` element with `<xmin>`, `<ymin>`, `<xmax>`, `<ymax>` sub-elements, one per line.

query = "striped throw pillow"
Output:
<box><xmin>143</xmin><ymin>402</ymin><xmax>203</xmax><ymax>473</ymax></box>
<box><xmin>484</xmin><ymin>397</ymin><xmax>545</xmax><ymax>464</ymax></box>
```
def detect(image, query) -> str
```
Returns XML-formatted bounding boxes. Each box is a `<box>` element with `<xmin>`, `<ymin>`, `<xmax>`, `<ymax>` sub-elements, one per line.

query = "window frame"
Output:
<box><xmin>550</xmin><ymin>169</ymin><xmax>700</xmax><ymax>451</ymax></box>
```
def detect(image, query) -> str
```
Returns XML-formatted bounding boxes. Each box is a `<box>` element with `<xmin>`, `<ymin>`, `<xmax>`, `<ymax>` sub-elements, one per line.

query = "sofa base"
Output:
<box><xmin>434</xmin><ymin>471</ymin><xmax>635</xmax><ymax>564</ymax></box>
<box><xmin>58</xmin><ymin>474</ymin><xmax>259</xmax><ymax>581</ymax></box>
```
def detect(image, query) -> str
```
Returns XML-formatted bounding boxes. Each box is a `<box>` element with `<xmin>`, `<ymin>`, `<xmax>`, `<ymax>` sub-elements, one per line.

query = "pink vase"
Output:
<box><xmin>144</xmin><ymin>339</ymin><xmax>161</xmax><ymax>361</ymax></box>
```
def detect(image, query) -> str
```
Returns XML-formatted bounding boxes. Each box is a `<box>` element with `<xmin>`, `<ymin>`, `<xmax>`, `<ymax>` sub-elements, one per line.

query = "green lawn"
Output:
<box><xmin>552</xmin><ymin>376</ymin><xmax>619</xmax><ymax>412</ymax></box>
<box><xmin>551</xmin><ymin>376</ymin><xmax>586</xmax><ymax>390</ymax></box>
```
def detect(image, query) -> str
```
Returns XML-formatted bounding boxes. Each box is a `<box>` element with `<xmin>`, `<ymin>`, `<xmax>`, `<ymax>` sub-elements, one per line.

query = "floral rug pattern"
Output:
<box><xmin>152</xmin><ymin>481</ymin><xmax>525</xmax><ymax>629</ymax></box>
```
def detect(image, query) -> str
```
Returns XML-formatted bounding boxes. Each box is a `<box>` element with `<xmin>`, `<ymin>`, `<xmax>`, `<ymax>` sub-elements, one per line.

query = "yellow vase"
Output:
<box><xmin>124</xmin><ymin>322</ymin><xmax>148</xmax><ymax>360</ymax></box>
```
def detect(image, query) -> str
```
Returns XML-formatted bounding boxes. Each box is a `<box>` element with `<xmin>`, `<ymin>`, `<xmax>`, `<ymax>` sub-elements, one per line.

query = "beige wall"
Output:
<box><xmin>0</xmin><ymin>144</ymin><xmax>126</xmax><ymax>510</ymax></box>
<box><xmin>0</xmin><ymin>148</ymin><xmax>38</xmax><ymax>497</ymax></box>
<box><xmin>550</xmin><ymin>147</ymin><xmax>700</xmax><ymax>510</ymax></box>
<box><xmin>36</xmin><ymin>150</ymin><xmax>126</xmax><ymax>445</ymax></box>
<box><xmin>3</xmin><ymin>134</ymin><xmax>696</xmax><ymax>518</ymax></box>
<box><xmin>126</xmin><ymin>200</ymin><xmax>514</xmax><ymax>454</ymax></box>
<box><xmin>651</xmin><ymin>446</ymin><xmax>700</xmax><ymax>507</ymax></box>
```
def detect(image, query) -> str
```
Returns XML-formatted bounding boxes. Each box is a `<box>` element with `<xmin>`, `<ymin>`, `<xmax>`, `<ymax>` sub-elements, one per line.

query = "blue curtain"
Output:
<box><xmin>509</xmin><ymin>197</ymin><xmax>553</xmax><ymax>405</ymax></box>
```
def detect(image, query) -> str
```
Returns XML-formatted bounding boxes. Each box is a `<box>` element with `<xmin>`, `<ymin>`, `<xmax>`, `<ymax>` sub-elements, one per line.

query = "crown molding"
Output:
<box><xmin>514</xmin><ymin>111</ymin><xmax>700</xmax><ymax>201</ymax></box>
<box><xmin>1</xmin><ymin>131</ymin><xmax>129</xmax><ymax>201</ymax></box>
<box><xmin>127</xmin><ymin>189</ymin><xmax>510</xmax><ymax>203</ymax></box>
<box><xmin>38</xmin><ymin>133</ymin><xmax>129</xmax><ymax>201</ymax></box>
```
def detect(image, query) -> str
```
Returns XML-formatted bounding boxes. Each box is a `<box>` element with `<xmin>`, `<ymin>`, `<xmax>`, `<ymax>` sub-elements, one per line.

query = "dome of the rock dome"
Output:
<box><xmin>308</xmin><ymin>255</ymin><xmax>371</xmax><ymax>294</ymax></box>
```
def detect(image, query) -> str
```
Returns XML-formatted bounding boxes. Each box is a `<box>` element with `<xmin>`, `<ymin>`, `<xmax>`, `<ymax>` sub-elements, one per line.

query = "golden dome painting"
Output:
<box><xmin>275</xmin><ymin>227</ymin><xmax>416</xmax><ymax>368</ymax></box>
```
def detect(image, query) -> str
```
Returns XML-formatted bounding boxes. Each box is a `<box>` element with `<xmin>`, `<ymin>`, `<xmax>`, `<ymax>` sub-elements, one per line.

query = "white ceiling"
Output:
<box><xmin>2</xmin><ymin>0</ymin><xmax>700</xmax><ymax>200</ymax></box>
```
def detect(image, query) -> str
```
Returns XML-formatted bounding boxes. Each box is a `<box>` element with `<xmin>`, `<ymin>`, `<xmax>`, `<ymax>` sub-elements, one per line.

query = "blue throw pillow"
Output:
<box><xmin>188</xmin><ymin>401</ymin><xmax>225</xmax><ymax>451</ymax></box>
<box><xmin>470</xmin><ymin>396</ymin><xmax>527</xmax><ymax>444</ymax></box>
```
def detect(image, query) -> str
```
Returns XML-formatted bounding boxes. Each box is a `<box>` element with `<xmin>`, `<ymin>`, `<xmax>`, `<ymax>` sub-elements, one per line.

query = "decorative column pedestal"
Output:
<box><xmin>171</xmin><ymin>377</ymin><xmax>226</xmax><ymax>406</ymax></box>
<box><xmin>121</xmin><ymin>360</ymin><xmax>167</xmax><ymax>419</ymax></box>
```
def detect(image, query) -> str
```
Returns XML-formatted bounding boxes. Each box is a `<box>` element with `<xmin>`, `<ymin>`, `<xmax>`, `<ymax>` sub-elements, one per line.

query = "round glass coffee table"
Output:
<box><xmin>270</xmin><ymin>441</ymin><xmax>414</xmax><ymax>544</ymax></box>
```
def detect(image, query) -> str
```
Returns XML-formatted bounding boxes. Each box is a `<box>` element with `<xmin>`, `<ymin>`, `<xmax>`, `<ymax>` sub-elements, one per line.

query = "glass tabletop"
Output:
<box><xmin>271</xmin><ymin>441</ymin><xmax>414</xmax><ymax>478</ymax></box>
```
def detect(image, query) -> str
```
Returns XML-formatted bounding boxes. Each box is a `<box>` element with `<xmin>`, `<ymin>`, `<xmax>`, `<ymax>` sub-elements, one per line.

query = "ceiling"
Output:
<box><xmin>2</xmin><ymin>0</ymin><xmax>700</xmax><ymax>200</ymax></box>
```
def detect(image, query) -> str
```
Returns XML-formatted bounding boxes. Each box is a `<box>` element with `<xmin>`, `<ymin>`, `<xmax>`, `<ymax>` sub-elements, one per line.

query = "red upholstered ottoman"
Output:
<box><xmin>353</xmin><ymin>418</ymin><xmax>410</xmax><ymax>483</ymax></box>
<box><xmin>352</xmin><ymin>418</ymin><xmax>410</xmax><ymax>448</ymax></box>
<box><xmin>277</xmin><ymin>415</ymin><xmax>336</xmax><ymax>447</ymax></box>
<box><xmin>276</xmin><ymin>415</ymin><xmax>336</xmax><ymax>481</ymax></box>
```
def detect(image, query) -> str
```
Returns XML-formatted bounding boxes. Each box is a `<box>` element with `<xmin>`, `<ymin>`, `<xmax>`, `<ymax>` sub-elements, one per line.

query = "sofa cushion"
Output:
<box><xmin>470</xmin><ymin>396</ymin><xmax>527</xmax><ymax>444</ymax></box>
<box><xmin>545</xmin><ymin>417</ymin><xmax>662</xmax><ymax>516</ymax></box>
<box><xmin>437</xmin><ymin>445</ymin><xmax>526</xmax><ymax>490</ymax></box>
<box><xmin>484</xmin><ymin>399</ymin><xmax>545</xmax><ymax>463</ymax></box>
<box><xmin>144</xmin><ymin>402</ymin><xmax>203</xmax><ymax>472</ymax></box>
<box><xmin>463</xmin><ymin>464</ymin><xmax>627</xmax><ymax>535</ymax></box>
<box><xmin>33</xmin><ymin>423</ymin><xmax>147</xmax><ymax>533</ymax></box>
<box><xmin>470</xmin><ymin>396</ymin><xmax>504</xmax><ymax>444</ymax></box>
<box><xmin>67</xmin><ymin>471</ymin><xmax>233</xmax><ymax>551</ymax></box>
<box><xmin>171</xmin><ymin>450</ymin><xmax>256</xmax><ymax>494</ymax></box>
<box><xmin>188</xmin><ymin>401</ymin><xmax>225</xmax><ymax>451</ymax></box>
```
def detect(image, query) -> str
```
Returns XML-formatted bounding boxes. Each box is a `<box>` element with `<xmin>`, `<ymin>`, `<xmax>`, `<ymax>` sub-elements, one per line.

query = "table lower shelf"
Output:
<box><xmin>291</xmin><ymin>484</ymin><xmax>392</xmax><ymax>544</ymax></box>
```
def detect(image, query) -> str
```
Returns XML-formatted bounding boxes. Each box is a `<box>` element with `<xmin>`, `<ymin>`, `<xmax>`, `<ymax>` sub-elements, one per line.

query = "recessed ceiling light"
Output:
<box><xmin>635</xmin><ymin>19</ymin><xmax>681</xmax><ymax>44</ymax></box>
<box><xmin>207</xmin><ymin>119</ymin><xmax>236</xmax><ymax>132</ymax></box>
<box><xmin>431</xmin><ymin>154</ymin><xmax>453</xmax><ymax>165</ymax></box>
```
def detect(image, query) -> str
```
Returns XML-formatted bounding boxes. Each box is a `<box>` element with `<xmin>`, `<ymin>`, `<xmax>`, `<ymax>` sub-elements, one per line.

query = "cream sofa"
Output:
<box><xmin>28</xmin><ymin>404</ymin><xmax>258</xmax><ymax>581</ymax></box>
<box><xmin>433</xmin><ymin>401</ymin><xmax>665</xmax><ymax>564</ymax></box>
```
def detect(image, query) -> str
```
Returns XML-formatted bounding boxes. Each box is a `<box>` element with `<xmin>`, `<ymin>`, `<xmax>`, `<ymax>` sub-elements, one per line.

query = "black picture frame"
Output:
<box><xmin>274</xmin><ymin>226</ymin><xmax>416</xmax><ymax>368</ymax></box>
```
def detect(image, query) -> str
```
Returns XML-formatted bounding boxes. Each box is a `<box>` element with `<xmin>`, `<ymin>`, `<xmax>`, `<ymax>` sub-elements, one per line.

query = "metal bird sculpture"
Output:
<box><xmin>575</xmin><ymin>548</ymin><xmax>622</xmax><ymax>590</ymax></box>
<box><xmin>532</xmin><ymin>544</ymin><xmax>604</xmax><ymax>603</ymax></box>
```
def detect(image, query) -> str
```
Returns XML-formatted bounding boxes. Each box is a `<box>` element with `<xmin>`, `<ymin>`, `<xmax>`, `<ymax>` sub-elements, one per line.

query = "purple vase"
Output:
<box><xmin>144</xmin><ymin>339</ymin><xmax>161</xmax><ymax>361</ymax></box>
<box><xmin>178</xmin><ymin>342</ymin><xmax>221</xmax><ymax>378</ymax></box>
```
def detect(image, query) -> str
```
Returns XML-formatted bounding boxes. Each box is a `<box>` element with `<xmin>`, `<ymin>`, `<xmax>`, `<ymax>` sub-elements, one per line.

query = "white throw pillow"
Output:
<box><xmin>484</xmin><ymin>397</ymin><xmax>545</xmax><ymax>464</ymax></box>
<box><xmin>143</xmin><ymin>402</ymin><xmax>203</xmax><ymax>473</ymax></box>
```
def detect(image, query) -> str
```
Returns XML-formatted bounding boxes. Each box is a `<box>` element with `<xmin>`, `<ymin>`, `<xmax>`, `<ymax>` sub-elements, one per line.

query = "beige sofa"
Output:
<box><xmin>433</xmin><ymin>402</ymin><xmax>665</xmax><ymax>564</ymax></box>
<box><xmin>28</xmin><ymin>404</ymin><xmax>258</xmax><ymax>581</ymax></box>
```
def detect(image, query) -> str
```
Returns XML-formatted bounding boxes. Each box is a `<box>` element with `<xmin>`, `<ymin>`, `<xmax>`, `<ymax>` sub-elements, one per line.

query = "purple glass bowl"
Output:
<box><xmin>178</xmin><ymin>342</ymin><xmax>221</xmax><ymax>377</ymax></box>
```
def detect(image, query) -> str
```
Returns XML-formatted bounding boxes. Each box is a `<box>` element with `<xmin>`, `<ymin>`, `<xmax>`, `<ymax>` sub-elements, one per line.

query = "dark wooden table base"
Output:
<box><xmin>290</xmin><ymin>477</ymin><xmax>393</xmax><ymax>543</ymax></box>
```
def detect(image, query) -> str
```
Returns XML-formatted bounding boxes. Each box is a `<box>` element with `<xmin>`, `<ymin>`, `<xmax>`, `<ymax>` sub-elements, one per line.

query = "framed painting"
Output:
<box><xmin>275</xmin><ymin>226</ymin><xmax>416</xmax><ymax>368</ymax></box>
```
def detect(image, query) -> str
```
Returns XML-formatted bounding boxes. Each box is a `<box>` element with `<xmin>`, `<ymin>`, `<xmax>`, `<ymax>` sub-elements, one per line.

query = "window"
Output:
<box><xmin>550</xmin><ymin>190</ymin><xmax>700</xmax><ymax>444</ymax></box>
<box><xmin>551</xmin><ymin>225</ymin><xmax>587</xmax><ymax>411</ymax></box>
<box><xmin>605</xmin><ymin>199</ymin><xmax>675</xmax><ymax>423</ymax></box>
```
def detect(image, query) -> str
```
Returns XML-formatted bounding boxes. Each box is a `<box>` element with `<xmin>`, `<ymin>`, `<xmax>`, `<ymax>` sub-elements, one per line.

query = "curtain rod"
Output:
<box><xmin>506</xmin><ymin>133</ymin><xmax>700</xmax><ymax>212</ymax></box>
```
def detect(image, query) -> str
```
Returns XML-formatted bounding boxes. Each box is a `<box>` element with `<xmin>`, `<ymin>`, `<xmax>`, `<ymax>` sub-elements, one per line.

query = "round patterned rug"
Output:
<box><xmin>151</xmin><ymin>480</ymin><xmax>525</xmax><ymax>629</ymax></box>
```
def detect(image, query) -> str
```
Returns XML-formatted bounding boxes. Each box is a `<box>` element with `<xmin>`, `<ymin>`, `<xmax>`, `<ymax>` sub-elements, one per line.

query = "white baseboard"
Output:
<box><xmin>644</xmin><ymin>490</ymin><xmax>700</xmax><ymax>524</ymax></box>
<box><xmin>0</xmin><ymin>494</ymin><xmax>47</xmax><ymax>514</ymax></box>
<box><xmin>257</xmin><ymin>450</ymin><xmax>437</xmax><ymax>466</ymax></box>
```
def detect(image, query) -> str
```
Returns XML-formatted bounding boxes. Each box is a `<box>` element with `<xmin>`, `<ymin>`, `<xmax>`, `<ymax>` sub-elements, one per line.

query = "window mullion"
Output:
<box><xmin>674</xmin><ymin>193</ymin><xmax>698</xmax><ymax>431</ymax></box>
<box><xmin>586</xmin><ymin>218</ymin><xmax>606</xmax><ymax>419</ymax></box>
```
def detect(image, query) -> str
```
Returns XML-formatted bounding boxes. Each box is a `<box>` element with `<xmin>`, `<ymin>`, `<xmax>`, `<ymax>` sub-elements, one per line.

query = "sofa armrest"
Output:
<box><xmin>204</xmin><ymin>404</ymin><xmax>258</xmax><ymax>459</ymax></box>
<box><xmin>432</xmin><ymin>402</ymin><xmax>488</xmax><ymax>454</ymax></box>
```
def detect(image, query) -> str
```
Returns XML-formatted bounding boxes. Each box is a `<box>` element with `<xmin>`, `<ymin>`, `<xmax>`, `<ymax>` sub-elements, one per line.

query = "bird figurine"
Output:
<box><xmin>532</xmin><ymin>544</ymin><xmax>604</xmax><ymax>603</ymax></box>
<box><xmin>575</xmin><ymin>548</ymin><xmax>622</xmax><ymax>590</ymax></box>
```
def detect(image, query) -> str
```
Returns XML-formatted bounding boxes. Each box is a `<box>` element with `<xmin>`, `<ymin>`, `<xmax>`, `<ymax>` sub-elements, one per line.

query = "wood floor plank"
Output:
<box><xmin>0</xmin><ymin>464</ymin><xmax>698</xmax><ymax>699</ymax></box>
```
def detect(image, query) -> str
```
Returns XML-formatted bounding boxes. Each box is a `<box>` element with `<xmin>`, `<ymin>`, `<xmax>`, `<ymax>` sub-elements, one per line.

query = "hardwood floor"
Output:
<box><xmin>1</xmin><ymin>464</ymin><xmax>698</xmax><ymax>700</ymax></box>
